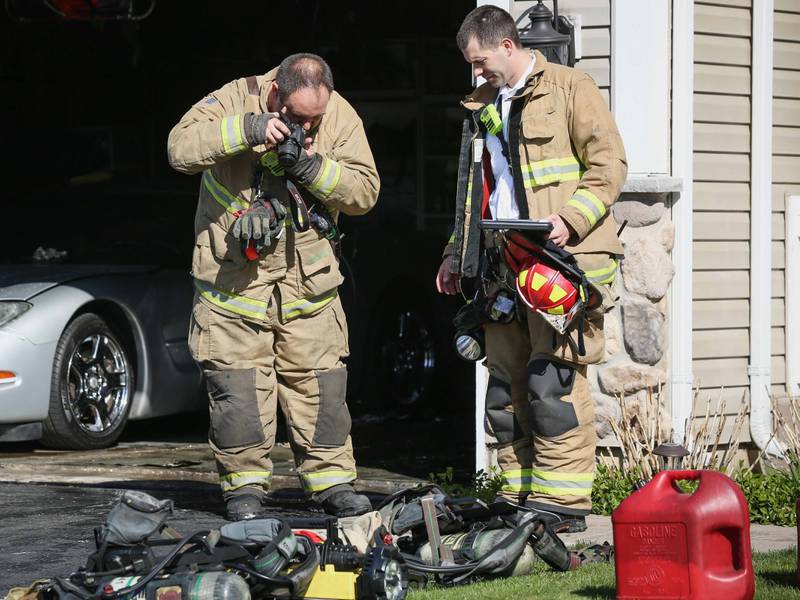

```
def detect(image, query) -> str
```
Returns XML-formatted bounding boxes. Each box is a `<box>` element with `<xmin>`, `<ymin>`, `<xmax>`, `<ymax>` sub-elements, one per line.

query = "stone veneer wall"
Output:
<box><xmin>590</xmin><ymin>190</ymin><xmax>675</xmax><ymax>441</ymax></box>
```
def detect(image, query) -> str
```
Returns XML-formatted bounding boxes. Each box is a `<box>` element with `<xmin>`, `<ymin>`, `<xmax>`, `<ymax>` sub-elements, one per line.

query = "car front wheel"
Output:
<box><xmin>41</xmin><ymin>313</ymin><xmax>134</xmax><ymax>449</ymax></box>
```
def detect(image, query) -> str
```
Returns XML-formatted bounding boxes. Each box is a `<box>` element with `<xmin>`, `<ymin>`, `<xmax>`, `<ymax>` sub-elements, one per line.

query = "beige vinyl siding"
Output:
<box><xmin>772</xmin><ymin>4</ymin><xmax>800</xmax><ymax>398</ymax></box>
<box><xmin>692</xmin><ymin>1</ymin><xmax>752</xmax><ymax>436</ymax></box>
<box><xmin>513</xmin><ymin>0</ymin><xmax>611</xmax><ymax>104</ymax></box>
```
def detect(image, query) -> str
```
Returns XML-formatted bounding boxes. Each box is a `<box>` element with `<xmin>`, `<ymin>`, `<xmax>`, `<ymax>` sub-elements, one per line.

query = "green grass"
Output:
<box><xmin>407</xmin><ymin>550</ymin><xmax>799</xmax><ymax>599</ymax></box>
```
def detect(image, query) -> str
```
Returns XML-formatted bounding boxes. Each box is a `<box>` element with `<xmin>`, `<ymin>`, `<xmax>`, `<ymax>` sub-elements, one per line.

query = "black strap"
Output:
<box><xmin>492</xmin><ymin>94</ymin><xmax>512</xmax><ymax>173</ymax></box>
<box><xmin>286</xmin><ymin>179</ymin><xmax>311</xmax><ymax>232</ymax></box>
<box><xmin>506</xmin><ymin>96</ymin><xmax>530</xmax><ymax>219</ymax></box>
<box><xmin>174</xmin><ymin>543</ymin><xmax>252</xmax><ymax>567</ymax></box>
<box><xmin>246</xmin><ymin>75</ymin><xmax>260</xmax><ymax>96</ymax></box>
<box><xmin>462</xmin><ymin>124</ymin><xmax>485</xmax><ymax>279</ymax></box>
<box><xmin>451</xmin><ymin>118</ymin><xmax>473</xmax><ymax>275</ymax></box>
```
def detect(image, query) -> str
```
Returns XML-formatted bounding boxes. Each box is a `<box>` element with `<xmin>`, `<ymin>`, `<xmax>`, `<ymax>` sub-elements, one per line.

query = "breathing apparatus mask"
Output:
<box><xmin>452</xmin><ymin>289</ymin><xmax>516</xmax><ymax>362</ymax></box>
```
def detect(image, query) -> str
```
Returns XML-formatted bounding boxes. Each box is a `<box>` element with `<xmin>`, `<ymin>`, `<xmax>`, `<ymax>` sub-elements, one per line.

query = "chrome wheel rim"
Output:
<box><xmin>65</xmin><ymin>333</ymin><xmax>131</xmax><ymax>434</ymax></box>
<box><xmin>382</xmin><ymin>310</ymin><xmax>435</xmax><ymax>405</ymax></box>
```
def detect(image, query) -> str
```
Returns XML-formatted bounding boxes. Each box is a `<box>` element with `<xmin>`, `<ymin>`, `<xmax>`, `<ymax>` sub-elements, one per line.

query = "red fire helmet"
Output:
<box><xmin>515</xmin><ymin>257</ymin><xmax>581</xmax><ymax>316</ymax></box>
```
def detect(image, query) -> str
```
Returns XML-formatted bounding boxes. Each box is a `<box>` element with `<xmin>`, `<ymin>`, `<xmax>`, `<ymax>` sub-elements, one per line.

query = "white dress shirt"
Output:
<box><xmin>485</xmin><ymin>57</ymin><xmax>535</xmax><ymax>219</ymax></box>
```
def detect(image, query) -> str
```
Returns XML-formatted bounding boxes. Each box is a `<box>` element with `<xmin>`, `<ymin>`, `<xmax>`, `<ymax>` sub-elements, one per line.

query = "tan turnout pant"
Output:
<box><xmin>483</xmin><ymin>252</ymin><xmax>615</xmax><ymax>516</ymax></box>
<box><xmin>188</xmin><ymin>293</ymin><xmax>356</xmax><ymax>500</ymax></box>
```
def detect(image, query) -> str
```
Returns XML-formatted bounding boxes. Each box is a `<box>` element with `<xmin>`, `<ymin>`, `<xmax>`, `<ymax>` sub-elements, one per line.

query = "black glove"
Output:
<box><xmin>232</xmin><ymin>196</ymin><xmax>287</xmax><ymax>259</ymax></box>
<box><xmin>285</xmin><ymin>147</ymin><xmax>323</xmax><ymax>183</ymax></box>
<box><xmin>243</xmin><ymin>112</ymin><xmax>275</xmax><ymax>146</ymax></box>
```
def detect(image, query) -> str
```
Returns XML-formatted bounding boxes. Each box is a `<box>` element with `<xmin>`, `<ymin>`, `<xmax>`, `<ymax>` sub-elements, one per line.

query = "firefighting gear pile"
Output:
<box><xmin>13</xmin><ymin>487</ymin><xmax>613</xmax><ymax>600</ymax></box>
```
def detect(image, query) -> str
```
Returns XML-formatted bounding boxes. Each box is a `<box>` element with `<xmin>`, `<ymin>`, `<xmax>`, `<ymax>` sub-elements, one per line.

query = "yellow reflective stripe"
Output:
<box><xmin>448</xmin><ymin>232</ymin><xmax>455</xmax><ymax>244</ymax></box>
<box><xmin>529</xmin><ymin>468</ymin><xmax>594</xmax><ymax>496</ymax></box>
<box><xmin>522</xmin><ymin>157</ymin><xmax>584</xmax><ymax>188</ymax></box>
<box><xmin>219</xmin><ymin>470</ymin><xmax>272</xmax><ymax>492</ymax></box>
<box><xmin>566</xmin><ymin>189</ymin><xmax>606</xmax><ymax>227</ymax></box>
<box><xmin>309</xmin><ymin>158</ymin><xmax>342</xmax><ymax>199</ymax></box>
<box><xmin>529</xmin><ymin>483</ymin><xmax>593</xmax><ymax>496</ymax></box>
<box><xmin>202</xmin><ymin>170</ymin><xmax>248</xmax><ymax>215</ymax></box>
<box><xmin>194</xmin><ymin>279</ymin><xmax>268</xmax><ymax>320</ymax></box>
<box><xmin>585</xmin><ymin>259</ymin><xmax>619</xmax><ymax>285</ymax></box>
<box><xmin>281</xmin><ymin>289</ymin><xmax>338</xmax><ymax>321</ymax></box>
<box><xmin>220</xmin><ymin>115</ymin><xmax>247</xmax><ymax>155</ymax></box>
<box><xmin>299</xmin><ymin>469</ymin><xmax>357</xmax><ymax>492</ymax></box>
<box><xmin>500</xmin><ymin>469</ymin><xmax>534</xmax><ymax>493</ymax></box>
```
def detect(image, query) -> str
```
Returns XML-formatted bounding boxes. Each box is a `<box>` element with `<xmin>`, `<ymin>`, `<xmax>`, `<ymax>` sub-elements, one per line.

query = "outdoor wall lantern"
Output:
<box><xmin>516</xmin><ymin>0</ymin><xmax>576</xmax><ymax>67</ymax></box>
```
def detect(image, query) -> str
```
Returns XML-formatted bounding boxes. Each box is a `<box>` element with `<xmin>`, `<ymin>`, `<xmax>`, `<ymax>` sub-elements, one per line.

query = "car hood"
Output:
<box><xmin>0</xmin><ymin>264</ymin><xmax>157</xmax><ymax>301</ymax></box>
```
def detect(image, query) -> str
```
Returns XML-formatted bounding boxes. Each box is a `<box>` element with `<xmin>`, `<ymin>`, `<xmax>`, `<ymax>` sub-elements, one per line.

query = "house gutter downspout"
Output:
<box><xmin>750</xmin><ymin>0</ymin><xmax>782</xmax><ymax>457</ymax></box>
<box><xmin>669</xmin><ymin>0</ymin><xmax>694</xmax><ymax>444</ymax></box>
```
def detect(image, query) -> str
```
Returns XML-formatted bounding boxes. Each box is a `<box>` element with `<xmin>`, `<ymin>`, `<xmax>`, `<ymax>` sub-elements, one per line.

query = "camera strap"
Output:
<box><xmin>285</xmin><ymin>178</ymin><xmax>342</xmax><ymax>257</ymax></box>
<box><xmin>286</xmin><ymin>179</ymin><xmax>311</xmax><ymax>232</ymax></box>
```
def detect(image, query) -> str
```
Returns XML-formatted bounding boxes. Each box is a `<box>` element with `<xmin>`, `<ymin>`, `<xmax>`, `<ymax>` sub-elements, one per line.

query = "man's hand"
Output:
<box><xmin>545</xmin><ymin>214</ymin><xmax>574</xmax><ymax>247</ymax></box>
<box><xmin>435</xmin><ymin>256</ymin><xmax>461</xmax><ymax>295</ymax></box>
<box><xmin>285</xmin><ymin>147</ymin><xmax>323</xmax><ymax>183</ymax></box>
<box><xmin>232</xmin><ymin>196</ymin><xmax>287</xmax><ymax>259</ymax></box>
<box><xmin>244</xmin><ymin>113</ymin><xmax>290</xmax><ymax>149</ymax></box>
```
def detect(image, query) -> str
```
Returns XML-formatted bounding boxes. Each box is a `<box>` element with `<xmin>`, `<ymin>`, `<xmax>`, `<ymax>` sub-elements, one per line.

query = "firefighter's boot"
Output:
<box><xmin>226</xmin><ymin>492</ymin><xmax>264</xmax><ymax>521</ymax></box>
<box><xmin>313</xmin><ymin>484</ymin><xmax>372</xmax><ymax>517</ymax></box>
<box><xmin>522</xmin><ymin>501</ymin><xmax>587</xmax><ymax>533</ymax></box>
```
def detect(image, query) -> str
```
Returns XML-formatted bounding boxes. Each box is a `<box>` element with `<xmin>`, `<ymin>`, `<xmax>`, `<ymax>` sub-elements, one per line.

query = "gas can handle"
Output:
<box><xmin>663</xmin><ymin>470</ymin><xmax>701</xmax><ymax>481</ymax></box>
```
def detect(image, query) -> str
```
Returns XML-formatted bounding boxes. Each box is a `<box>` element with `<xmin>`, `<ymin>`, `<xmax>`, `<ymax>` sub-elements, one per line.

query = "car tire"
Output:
<box><xmin>41</xmin><ymin>313</ymin><xmax>135</xmax><ymax>449</ymax></box>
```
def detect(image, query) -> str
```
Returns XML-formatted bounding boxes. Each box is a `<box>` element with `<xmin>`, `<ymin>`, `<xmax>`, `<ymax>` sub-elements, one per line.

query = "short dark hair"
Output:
<box><xmin>275</xmin><ymin>53</ymin><xmax>334</xmax><ymax>102</ymax></box>
<box><xmin>456</xmin><ymin>5</ymin><xmax>521</xmax><ymax>52</ymax></box>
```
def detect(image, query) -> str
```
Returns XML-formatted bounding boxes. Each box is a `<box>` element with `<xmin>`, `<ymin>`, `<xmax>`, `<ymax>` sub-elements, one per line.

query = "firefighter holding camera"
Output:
<box><xmin>436</xmin><ymin>6</ymin><xmax>627</xmax><ymax>534</ymax></box>
<box><xmin>168</xmin><ymin>53</ymin><xmax>379</xmax><ymax>521</ymax></box>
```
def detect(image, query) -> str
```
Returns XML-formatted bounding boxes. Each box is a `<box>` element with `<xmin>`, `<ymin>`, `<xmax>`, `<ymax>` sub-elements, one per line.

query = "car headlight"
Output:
<box><xmin>0</xmin><ymin>301</ymin><xmax>32</xmax><ymax>328</ymax></box>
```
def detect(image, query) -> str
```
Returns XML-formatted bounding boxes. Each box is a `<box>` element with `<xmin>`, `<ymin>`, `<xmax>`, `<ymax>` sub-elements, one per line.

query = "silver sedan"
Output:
<box><xmin>0</xmin><ymin>264</ymin><xmax>202</xmax><ymax>449</ymax></box>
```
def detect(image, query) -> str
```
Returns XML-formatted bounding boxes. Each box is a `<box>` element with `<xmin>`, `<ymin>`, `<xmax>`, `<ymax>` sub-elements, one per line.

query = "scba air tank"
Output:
<box><xmin>416</xmin><ymin>528</ymin><xmax>536</xmax><ymax>577</ymax></box>
<box><xmin>612</xmin><ymin>469</ymin><xmax>754</xmax><ymax>600</ymax></box>
<box><xmin>100</xmin><ymin>571</ymin><xmax>251</xmax><ymax>600</ymax></box>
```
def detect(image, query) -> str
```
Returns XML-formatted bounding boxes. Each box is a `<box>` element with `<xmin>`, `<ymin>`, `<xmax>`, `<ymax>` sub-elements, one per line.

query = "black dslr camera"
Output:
<box><xmin>277</xmin><ymin>114</ymin><xmax>306</xmax><ymax>167</ymax></box>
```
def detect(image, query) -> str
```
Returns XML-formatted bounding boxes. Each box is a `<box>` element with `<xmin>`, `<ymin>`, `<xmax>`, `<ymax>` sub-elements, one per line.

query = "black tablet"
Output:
<box><xmin>479</xmin><ymin>219</ymin><xmax>554</xmax><ymax>233</ymax></box>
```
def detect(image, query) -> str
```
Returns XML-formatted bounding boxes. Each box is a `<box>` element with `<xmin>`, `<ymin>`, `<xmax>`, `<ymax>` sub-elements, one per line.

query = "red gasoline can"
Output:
<box><xmin>612</xmin><ymin>469</ymin><xmax>754</xmax><ymax>600</ymax></box>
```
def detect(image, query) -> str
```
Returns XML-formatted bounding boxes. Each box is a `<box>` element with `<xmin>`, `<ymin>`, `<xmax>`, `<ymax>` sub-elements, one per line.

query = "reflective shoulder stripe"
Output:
<box><xmin>221</xmin><ymin>115</ymin><xmax>247</xmax><ymax>156</ymax></box>
<box><xmin>585</xmin><ymin>258</ymin><xmax>619</xmax><ymax>285</ymax></box>
<box><xmin>202</xmin><ymin>170</ymin><xmax>249</xmax><ymax>215</ymax></box>
<box><xmin>500</xmin><ymin>468</ymin><xmax>534</xmax><ymax>493</ymax></box>
<box><xmin>299</xmin><ymin>469</ymin><xmax>357</xmax><ymax>492</ymax></box>
<box><xmin>521</xmin><ymin>156</ymin><xmax>584</xmax><ymax>188</ymax></box>
<box><xmin>308</xmin><ymin>157</ymin><xmax>342</xmax><ymax>200</ymax></box>
<box><xmin>566</xmin><ymin>188</ymin><xmax>606</xmax><ymax>227</ymax></box>
<box><xmin>281</xmin><ymin>289</ymin><xmax>338</xmax><ymax>321</ymax></box>
<box><xmin>529</xmin><ymin>468</ymin><xmax>594</xmax><ymax>496</ymax></box>
<box><xmin>220</xmin><ymin>470</ymin><xmax>272</xmax><ymax>492</ymax></box>
<box><xmin>195</xmin><ymin>279</ymin><xmax>268</xmax><ymax>320</ymax></box>
<box><xmin>448</xmin><ymin>232</ymin><xmax>455</xmax><ymax>245</ymax></box>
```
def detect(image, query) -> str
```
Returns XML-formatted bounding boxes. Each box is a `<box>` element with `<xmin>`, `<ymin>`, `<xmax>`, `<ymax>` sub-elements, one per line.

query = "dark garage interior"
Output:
<box><xmin>0</xmin><ymin>0</ymin><xmax>477</xmax><ymax>480</ymax></box>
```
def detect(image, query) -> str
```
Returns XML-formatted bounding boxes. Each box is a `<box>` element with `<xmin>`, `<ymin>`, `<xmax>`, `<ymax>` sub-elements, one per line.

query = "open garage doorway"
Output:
<box><xmin>0</xmin><ymin>0</ymin><xmax>477</xmax><ymax>481</ymax></box>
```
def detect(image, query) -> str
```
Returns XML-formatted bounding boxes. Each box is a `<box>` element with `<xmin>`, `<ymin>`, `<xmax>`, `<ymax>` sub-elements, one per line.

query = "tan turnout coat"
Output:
<box><xmin>168</xmin><ymin>68</ymin><xmax>379</xmax><ymax>323</ymax></box>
